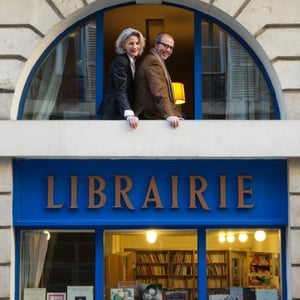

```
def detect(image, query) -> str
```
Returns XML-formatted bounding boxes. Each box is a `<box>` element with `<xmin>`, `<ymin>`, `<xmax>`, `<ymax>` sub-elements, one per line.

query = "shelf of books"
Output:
<box><xmin>135</xmin><ymin>250</ymin><xmax>198</xmax><ymax>300</ymax></box>
<box><xmin>206</xmin><ymin>250</ymin><xmax>229</xmax><ymax>294</ymax></box>
<box><xmin>247</xmin><ymin>252</ymin><xmax>276</xmax><ymax>287</ymax></box>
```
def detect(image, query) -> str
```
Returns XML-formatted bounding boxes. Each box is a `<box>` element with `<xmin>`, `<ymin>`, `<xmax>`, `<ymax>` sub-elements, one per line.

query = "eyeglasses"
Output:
<box><xmin>158</xmin><ymin>41</ymin><xmax>174</xmax><ymax>51</ymax></box>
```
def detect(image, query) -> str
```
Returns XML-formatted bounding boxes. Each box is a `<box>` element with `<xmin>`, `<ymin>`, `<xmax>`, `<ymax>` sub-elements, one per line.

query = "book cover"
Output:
<box><xmin>24</xmin><ymin>288</ymin><xmax>46</xmax><ymax>300</ymax></box>
<box><xmin>110</xmin><ymin>288</ymin><xmax>134</xmax><ymax>300</ymax></box>
<box><xmin>165</xmin><ymin>290</ymin><xmax>187</xmax><ymax>300</ymax></box>
<box><xmin>47</xmin><ymin>293</ymin><xmax>66</xmax><ymax>300</ymax></box>
<box><xmin>230</xmin><ymin>287</ymin><xmax>243</xmax><ymax>300</ymax></box>
<box><xmin>256</xmin><ymin>289</ymin><xmax>278</xmax><ymax>300</ymax></box>
<box><xmin>208</xmin><ymin>295</ymin><xmax>230</xmax><ymax>300</ymax></box>
<box><xmin>138</xmin><ymin>283</ymin><xmax>162</xmax><ymax>300</ymax></box>
<box><xmin>67</xmin><ymin>286</ymin><xmax>93</xmax><ymax>300</ymax></box>
<box><xmin>243</xmin><ymin>287</ymin><xmax>256</xmax><ymax>300</ymax></box>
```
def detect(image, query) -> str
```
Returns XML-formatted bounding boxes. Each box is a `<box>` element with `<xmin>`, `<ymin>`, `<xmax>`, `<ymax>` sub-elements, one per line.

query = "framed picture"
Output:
<box><xmin>47</xmin><ymin>293</ymin><xmax>66</xmax><ymax>300</ymax></box>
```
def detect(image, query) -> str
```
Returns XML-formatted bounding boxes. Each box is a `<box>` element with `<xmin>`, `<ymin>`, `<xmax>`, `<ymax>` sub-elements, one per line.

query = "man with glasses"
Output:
<box><xmin>134</xmin><ymin>32</ymin><xmax>183</xmax><ymax>128</ymax></box>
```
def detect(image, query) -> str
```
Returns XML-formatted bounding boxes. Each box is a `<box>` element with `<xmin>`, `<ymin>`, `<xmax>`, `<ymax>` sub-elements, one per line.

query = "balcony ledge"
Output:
<box><xmin>0</xmin><ymin>120</ymin><xmax>300</xmax><ymax>159</ymax></box>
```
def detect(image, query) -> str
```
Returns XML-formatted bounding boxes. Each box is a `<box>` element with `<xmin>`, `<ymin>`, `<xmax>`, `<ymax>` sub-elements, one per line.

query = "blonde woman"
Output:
<box><xmin>99</xmin><ymin>28</ymin><xmax>145</xmax><ymax>129</ymax></box>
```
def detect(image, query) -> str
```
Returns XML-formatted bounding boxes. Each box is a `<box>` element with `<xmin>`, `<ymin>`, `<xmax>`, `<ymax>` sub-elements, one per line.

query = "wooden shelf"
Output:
<box><xmin>135</xmin><ymin>250</ymin><xmax>198</xmax><ymax>300</ymax></box>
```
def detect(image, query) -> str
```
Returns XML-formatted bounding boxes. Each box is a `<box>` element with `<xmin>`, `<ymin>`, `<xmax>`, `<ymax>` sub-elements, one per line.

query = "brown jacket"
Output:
<box><xmin>134</xmin><ymin>50</ymin><xmax>182</xmax><ymax>119</ymax></box>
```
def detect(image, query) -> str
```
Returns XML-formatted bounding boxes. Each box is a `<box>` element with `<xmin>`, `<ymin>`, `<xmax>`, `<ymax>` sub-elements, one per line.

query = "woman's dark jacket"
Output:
<box><xmin>99</xmin><ymin>54</ymin><xmax>134</xmax><ymax>120</ymax></box>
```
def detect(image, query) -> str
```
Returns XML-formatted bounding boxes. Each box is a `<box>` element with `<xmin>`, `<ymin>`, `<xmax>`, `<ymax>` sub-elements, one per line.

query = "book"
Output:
<box><xmin>24</xmin><ymin>288</ymin><xmax>46</xmax><ymax>300</ymax></box>
<box><xmin>47</xmin><ymin>293</ymin><xmax>66</xmax><ymax>300</ymax></box>
<box><xmin>208</xmin><ymin>295</ymin><xmax>230</xmax><ymax>300</ymax></box>
<box><xmin>165</xmin><ymin>290</ymin><xmax>187</xmax><ymax>300</ymax></box>
<box><xmin>243</xmin><ymin>287</ymin><xmax>256</xmax><ymax>300</ymax></box>
<box><xmin>230</xmin><ymin>287</ymin><xmax>243</xmax><ymax>300</ymax></box>
<box><xmin>256</xmin><ymin>289</ymin><xmax>278</xmax><ymax>300</ymax></box>
<box><xmin>67</xmin><ymin>286</ymin><xmax>93</xmax><ymax>300</ymax></box>
<box><xmin>138</xmin><ymin>283</ymin><xmax>162</xmax><ymax>300</ymax></box>
<box><xmin>110</xmin><ymin>288</ymin><xmax>134</xmax><ymax>300</ymax></box>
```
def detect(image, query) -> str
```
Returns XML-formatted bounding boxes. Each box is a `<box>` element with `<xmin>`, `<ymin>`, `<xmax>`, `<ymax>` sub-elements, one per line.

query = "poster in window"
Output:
<box><xmin>67</xmin><ymin>286</ymin><xmax>93</xmax><ymax>300</ymax></box>
<box><xmin>138</xmin><ymin>283</ymin><xmax>162</xmax><ymax>300</ymax></box>
<box><xmin>110</xmin><ymin>288</ymin><xmax>134</xmax><ymax>300</ymax></box>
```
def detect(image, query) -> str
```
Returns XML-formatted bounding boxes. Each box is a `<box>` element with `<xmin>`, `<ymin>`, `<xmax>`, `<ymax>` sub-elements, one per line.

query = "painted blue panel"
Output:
<box><xmin>13</xmin><ymin>160</ymin><xmax>287</xmax><ymax>226</ymax></box>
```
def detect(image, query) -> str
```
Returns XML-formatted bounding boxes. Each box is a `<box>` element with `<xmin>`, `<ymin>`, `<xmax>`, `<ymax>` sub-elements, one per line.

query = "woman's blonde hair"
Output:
<box><xmin>115</xmin><ymin>27</ymin><xmax>146</xmax><ymax>55</ymax></box>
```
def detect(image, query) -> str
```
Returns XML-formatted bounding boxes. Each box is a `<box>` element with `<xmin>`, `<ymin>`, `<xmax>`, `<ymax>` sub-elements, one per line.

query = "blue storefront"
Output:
<box><xmin>14</xmin><ymin>159</ymin><xmax>287</xmax><ymax>300</ymax></box>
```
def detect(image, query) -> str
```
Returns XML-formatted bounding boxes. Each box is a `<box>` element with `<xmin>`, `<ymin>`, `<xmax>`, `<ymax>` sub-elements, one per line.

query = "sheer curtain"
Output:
<box><xmin>20</xmin><ymin>231</ymin><xmax>49</xmax><ymax>292</ymax></box>
<box><xmin>32</xmin><ymin>38</ymin><xmax>69</xmax><ymax>119</ymax></box>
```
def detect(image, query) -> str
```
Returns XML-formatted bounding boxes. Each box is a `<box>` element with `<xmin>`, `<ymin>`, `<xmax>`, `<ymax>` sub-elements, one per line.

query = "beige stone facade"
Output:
<box><xmin>0</xmin><ymin>0</ymin><xmax>299</xmax><ymax>299</ymax></box>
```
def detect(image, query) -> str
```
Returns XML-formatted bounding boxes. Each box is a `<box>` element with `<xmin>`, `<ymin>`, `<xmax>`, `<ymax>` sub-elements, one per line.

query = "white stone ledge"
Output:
<box><xmin>0</xmin><ymin>120</ymin><xmax>300</xmax><ymax>159</ymax></box>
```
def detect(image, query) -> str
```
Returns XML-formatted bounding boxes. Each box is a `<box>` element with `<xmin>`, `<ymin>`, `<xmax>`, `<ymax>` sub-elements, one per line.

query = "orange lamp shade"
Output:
<box><xmin>172</xmin><ymin>82</ymin><xmax>186</xmax><ymax>105</ymax></box>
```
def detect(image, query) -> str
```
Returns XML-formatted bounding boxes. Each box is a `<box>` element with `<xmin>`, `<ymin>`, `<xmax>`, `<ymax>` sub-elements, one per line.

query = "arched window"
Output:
<box><xmin>18</xmin><ymin>4</ymin><xmax>278</xmax><ymax>120</ymax></box>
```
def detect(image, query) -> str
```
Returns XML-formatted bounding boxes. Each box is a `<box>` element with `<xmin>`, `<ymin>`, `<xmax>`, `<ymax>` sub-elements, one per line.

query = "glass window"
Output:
<box><xmin>22</xmin><ymin>20</ymin><xmax>96</xmax><ymax>120</ymax></box>
<box><xmin>201</xmin><ymin>21</ymin><xmax>275</xmax><ymax>120</ymax></box>
<box><xmin>104</xmin><ymin>230</ymin><xmax>198</xmax><ymax>300</ymax></box>
<box><xmin>19</xmin><ymin>5</ymin><xmax>278</xmax><ymax>120</ymax></box>
<box><xmin>19</xmin><ymin>230</ymin><xmax>95</xmax><ymax>298</ymax></box>
<box><xmin>18</xmin><ymin>228</ymin><xmax>282</xmax><ymax>299</ymax></box>
<box><xmin>206</xmin><ymin>229</ymin><xmax>282</xmax><ymax>299</ymax></box>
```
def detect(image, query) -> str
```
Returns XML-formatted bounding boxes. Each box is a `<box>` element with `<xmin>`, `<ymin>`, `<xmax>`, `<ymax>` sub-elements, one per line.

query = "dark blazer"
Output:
<box><xmin>134</xmin><ymin>51</ymin><xmax>181</xmax><ymax>119</ymax></box>
<box><xmin>99</xmin><ymin>54</ymin><xmax>134</xmax><ymax>120</ymax></box>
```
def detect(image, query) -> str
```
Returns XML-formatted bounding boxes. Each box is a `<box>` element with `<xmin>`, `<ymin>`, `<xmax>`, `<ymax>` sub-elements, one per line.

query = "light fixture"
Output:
<box><xmin>146</xmin><ymin>230</ymin><xmax>157</xmax><ymax>244</ymax></box>
<box><xmin>218</xmin><ymin>233</ymin><xmax>226</xmax><ymax>243</ymax></box>
<box><xmin>255</xmin><ymin>230</ymin><xmax>266</xmax><ymax>242</ymax></box>
<box><xmin>227</xmin><ymin>234</ymin><xmax>235</xmax><ymax>243</ymax></box>
<box><xmin>238</xmin><ymin>233</ymin><xmax>248</xmax><ymax>243</ymax></box>
<box><xmin>43</xmin><ymin>230</ymin><xmax>51</xmax><ymax>241</ymax></box>
<box><xmin>172</xmin><ymin>82</ymin><xmax>186</xmax><ymax>105</ymax></box>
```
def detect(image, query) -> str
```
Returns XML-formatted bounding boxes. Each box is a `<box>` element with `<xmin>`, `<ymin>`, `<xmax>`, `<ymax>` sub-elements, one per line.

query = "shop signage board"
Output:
<box><xmin>13</xmin><ymin>159</ymin><xmax>287</xmax><ymax>226</ymax></box>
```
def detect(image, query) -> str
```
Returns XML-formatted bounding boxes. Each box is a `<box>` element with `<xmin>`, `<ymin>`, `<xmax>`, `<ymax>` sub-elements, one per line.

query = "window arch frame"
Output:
<box><xmin>15</xmin><ymin>2</ymin><xmax>282</xmax><ymax>120</ymax></box>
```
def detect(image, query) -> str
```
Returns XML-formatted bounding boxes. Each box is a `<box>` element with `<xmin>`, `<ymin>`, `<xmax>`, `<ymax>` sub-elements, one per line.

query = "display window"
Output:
<box><xmin>19</xmin><ymin>230</ymin><xmax>95</xmax><ymax>300</ymax></box>
<box><xmin>18</xmin><ymin>228</ymin><xmax>283</xmax><ymax>300</ymax></box>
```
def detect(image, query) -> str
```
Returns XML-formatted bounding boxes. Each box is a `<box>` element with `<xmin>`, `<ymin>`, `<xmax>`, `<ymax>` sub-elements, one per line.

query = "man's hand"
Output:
<box><xmin>166</xmin><ymin>116</ymin><xmax>182</xmax><ymax>128</ymax></box>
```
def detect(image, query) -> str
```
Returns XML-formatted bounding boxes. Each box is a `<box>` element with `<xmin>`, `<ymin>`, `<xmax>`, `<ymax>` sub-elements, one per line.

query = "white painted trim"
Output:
<box><xmin>0</xmin><ymin>120</ymin><xmax>298</xmax><ymax>159</ymax></box>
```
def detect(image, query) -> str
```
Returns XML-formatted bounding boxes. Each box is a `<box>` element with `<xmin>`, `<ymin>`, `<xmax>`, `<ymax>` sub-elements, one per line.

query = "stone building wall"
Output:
<box><xmin>0</xmin><ymin>0</ymin><xmax>299</xmax><ymax>299</ymax></box>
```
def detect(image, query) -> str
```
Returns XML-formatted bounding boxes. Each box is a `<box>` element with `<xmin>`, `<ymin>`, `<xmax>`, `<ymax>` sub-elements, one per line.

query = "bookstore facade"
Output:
<box><xmin>1</xmin><ymin>0</ymin><xmax>299</xmax><ymax>300</ymax></box>
<box><xmin>14</xmin><ymin>159</ymin><xmax>287</xmax><ymax>300</ymax></box>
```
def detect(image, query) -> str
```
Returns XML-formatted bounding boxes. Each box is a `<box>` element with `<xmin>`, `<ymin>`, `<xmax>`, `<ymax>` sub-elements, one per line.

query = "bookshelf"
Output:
<box><xmin>247</xmin><ymin>252</ymin><xmax>275</xmax><ymax>287</ymax></box>
<box><xmin>105</xmin><ymin>252</ymin><xmax>136</xmax><ymax>300</ymax></box>
<box><xmin>206</xmin><ymin>250</ymin><xmax>229</xmax><ymax>292</ymax></box>
<box><xmin>135</xmin><ymin>250</ymin><xmax>198</xmax><ymax>300</ymax></box>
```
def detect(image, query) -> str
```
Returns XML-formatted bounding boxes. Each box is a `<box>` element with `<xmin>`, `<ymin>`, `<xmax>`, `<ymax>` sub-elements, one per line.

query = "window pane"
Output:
<box><xmin>206</xmin><ymin>229</ymin><xmax>281</xmax><ymax>299</ymax></box>
<box><xmin>22</xmin><ymin>20</ymin><xmax>96</xmax><ymax>120</ymax></box>
<box><xmin>19</xmin><ymin>230</ymin><xmax>95</xmax><ymax>298</ymax></box>
<box><xmin>104</xmin><ymin>229</ymin><xmax>198</xmax><ymax>300</ymax></box>
<box><xmin>202</xmin><ymin>21</ymin><xmax>275</xmax><ymax>120</ymax></box>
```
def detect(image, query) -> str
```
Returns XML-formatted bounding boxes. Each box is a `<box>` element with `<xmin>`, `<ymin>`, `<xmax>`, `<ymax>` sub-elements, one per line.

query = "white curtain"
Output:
<box><xmin>20</xmin><ymin>231</ymin><xmax>49</xmax><ymax>293</ymax></box>
<box><xmin>33</xmin><ymin>38</ymin><xmax>69</xmax><ymax>119</ymax></box>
